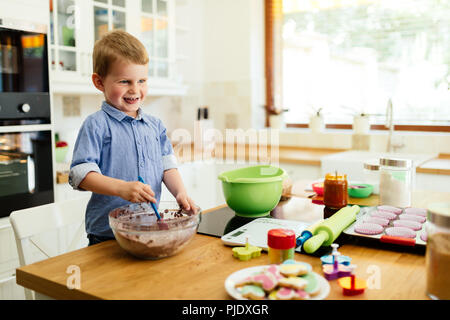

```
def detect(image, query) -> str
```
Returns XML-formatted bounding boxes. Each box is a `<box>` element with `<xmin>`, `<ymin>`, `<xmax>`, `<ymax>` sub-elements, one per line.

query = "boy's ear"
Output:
<box><xmin>92</xmin><ymin>73</ymin><xmax>105</xmax><ymax>92</ymax></box>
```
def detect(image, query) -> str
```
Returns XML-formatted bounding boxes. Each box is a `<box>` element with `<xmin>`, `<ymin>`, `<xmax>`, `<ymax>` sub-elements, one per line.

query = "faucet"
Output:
<box><xmin>385</xmin><ymin>98</ymin><xmax>404</xmax><ymax>153</ymax></box>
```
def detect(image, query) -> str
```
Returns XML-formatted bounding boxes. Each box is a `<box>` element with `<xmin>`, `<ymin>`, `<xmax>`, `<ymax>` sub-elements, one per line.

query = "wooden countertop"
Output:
<box><xmin>16</xmin><ymin>190</ymin><xmax>449</xmax><ymax>300</ymax></box>
<box><xmin>416</xmin><ymin>154</ymin><xmax>450</xmax><ymax>175</ymax></box>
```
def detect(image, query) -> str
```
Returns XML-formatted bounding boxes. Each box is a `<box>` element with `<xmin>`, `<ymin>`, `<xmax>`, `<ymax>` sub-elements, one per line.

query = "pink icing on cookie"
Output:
<box><xmin>377</xmin><ymin>205</ymin><xmax>402</xmax><ymax>214</ymax></box>
<box><xmin>295</xmin><ymin>289</ymin><xmax>310</xmax><ymax>300</ymax></box>
<box><xmin>276</xmin><ymin>287</ymin><xmax>297</xmax><ymax>300</ymax></box>
<box><xmin>385</xmin><ymin>227</ymin><xmax>416</xmax><ymax>238</ymax></box>
<box><xmin>354</xmin><ymin>222</ymin><xmax>384</xmax><ymax>235</ymax></box>
<box><xmin>275</xmin><ymin>287</ymin><xmax>310</xmax><ymax>300</ymax></box>
<box><xmin>399</xmin><ymin>214</ymin><xmax>426</xmax><ymax>223</ymax></box>
<box><xmin>251</xmin><ymin>272</ymin><xmax>278</xmax><ymax>291</ymax></box>
<box><xmin>404</xmin><ymin>208</ymin><xmax>427</xmax><ymax>217</ymax></box>
<box><xmin>364</xmin><ymin>216</ymin><xmax>390</xmax><ymax>227</ymax></box>
<box><xmin>371</xmin><ymin>210</ymin><xmax>397</xmax><ymax>220</ymax></box>
<box><xmin>393</xmin><ymin>219</ymin><xmax>422</xmax><ymax>231</ymax></box>
<box><xmin>265</xmin><ymin>265</ymin><xmax>284</xmax><ymax>280</ymax></box>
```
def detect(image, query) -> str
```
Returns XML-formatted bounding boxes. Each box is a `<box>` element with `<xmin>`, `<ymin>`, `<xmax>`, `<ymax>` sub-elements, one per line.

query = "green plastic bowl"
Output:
<box><xmin>218</xmin><ymin>165</ymin><xmax>287</xmax><ymax>217</ymax></box>
<box><xmin>348</xmin><ymin>183</ymin><xmax>373</xmax><ymax>198</ymax></box>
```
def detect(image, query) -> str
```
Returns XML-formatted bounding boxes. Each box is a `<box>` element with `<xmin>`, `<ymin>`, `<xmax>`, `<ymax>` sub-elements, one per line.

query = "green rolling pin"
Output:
<box><xmin>303</xmin><ymin>205</ymin><xmax>360</xmax><ymax>254</ymax></box>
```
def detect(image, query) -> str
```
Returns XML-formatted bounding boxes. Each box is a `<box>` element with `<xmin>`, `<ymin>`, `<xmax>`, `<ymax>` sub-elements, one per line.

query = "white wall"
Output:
<box><xmin>0</xmin><ymin>0</ymin><xmax>48</xmax><ymax>25</ymax></box>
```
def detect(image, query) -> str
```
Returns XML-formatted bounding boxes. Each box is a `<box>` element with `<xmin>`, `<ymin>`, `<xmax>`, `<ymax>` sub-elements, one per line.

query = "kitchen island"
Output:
<box><xmin>15</xmin><ymin>190</ymin><xmax>449</xmax><ymax>300</ymax></box>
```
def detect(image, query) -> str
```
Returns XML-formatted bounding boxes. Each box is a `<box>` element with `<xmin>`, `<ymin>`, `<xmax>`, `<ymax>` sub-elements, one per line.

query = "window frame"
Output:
<box><xmin>265</xmin><ymin>0</ymin><xmax>450</xmax><ymax>133</ymax></box>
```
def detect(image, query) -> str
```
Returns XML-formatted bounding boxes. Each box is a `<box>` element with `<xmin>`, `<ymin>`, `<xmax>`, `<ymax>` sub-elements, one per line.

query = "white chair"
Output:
<box><xmin>9</xmin><ymin>196</ymin><xmax>90</xmax><ymax>300</ymax></box>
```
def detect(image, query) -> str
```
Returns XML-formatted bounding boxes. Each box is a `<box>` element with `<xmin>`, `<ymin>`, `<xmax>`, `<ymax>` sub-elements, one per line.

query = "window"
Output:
<box><xmin>267</xmin><ymin>0</ymin><xmax>450</xmax><ymax>131</ymax></box>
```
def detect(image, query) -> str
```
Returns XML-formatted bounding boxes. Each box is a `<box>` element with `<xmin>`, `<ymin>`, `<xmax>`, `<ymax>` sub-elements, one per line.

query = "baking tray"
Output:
<box><xmin>343</xmin><ymin>206</ymin><xmax>427</xmax><ymax>247</ymax></box>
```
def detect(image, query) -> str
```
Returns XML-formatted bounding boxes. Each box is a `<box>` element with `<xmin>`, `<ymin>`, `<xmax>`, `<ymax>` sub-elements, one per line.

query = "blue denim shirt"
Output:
<box><xmin>69</xmin><ymin>101</ymin><xmax>178</xmax><ymax>237</ymax></box>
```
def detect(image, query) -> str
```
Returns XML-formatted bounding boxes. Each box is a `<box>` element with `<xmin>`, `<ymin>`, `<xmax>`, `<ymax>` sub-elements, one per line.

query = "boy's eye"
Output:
<box><xmin>119</xmin><ymin>80</ymin><xmax>129</xmax><ymax>84</ymax></box>
<box><xmin>139</xmin><ymin>79</ymin><xmax>147</xmax><ymax>83</ymax></box>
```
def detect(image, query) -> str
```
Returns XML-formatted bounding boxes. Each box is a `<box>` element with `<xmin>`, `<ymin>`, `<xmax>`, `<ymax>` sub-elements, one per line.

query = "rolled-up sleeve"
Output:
<box><xmin>158</xmin><ymin>120</ymin><xmax>178</xmax><ymax>171</ymax></box>
<box><xmin>69</xmin><ymin>117</ymin><xmax>103</xmax><ymax>190</ymax></box>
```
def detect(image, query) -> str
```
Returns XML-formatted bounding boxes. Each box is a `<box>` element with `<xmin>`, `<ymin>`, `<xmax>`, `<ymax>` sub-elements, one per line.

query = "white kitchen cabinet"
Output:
<box><xmin>49</xmin><ymin>0</ymin><xmax>187</xmax><ymax>95</ymax></box>
<box><xmin>49</xmin><ymin>0</ymin><xmax>93</xmax><ymax>87</ymax></box>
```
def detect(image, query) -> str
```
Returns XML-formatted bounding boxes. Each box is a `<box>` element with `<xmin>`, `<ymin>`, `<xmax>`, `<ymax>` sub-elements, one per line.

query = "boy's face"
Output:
<box><xmin>93</xmin><ymin>59</ymin><xmax>148</xmax><ymax>118</ymax></box>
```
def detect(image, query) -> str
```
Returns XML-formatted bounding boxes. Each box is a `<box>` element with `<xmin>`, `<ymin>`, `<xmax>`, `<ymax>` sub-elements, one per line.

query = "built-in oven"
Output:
<box><xmin>0</xmin><ymin>18</ymin><xmax>53</xmax><ymax>218</ymax></box>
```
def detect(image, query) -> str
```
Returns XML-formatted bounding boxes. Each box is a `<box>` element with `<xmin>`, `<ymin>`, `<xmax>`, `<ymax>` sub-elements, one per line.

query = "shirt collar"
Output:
<box><xmin>101</xmin><ymin>101</ymin><xmax>148</xmax><ymax>123</ymax></box>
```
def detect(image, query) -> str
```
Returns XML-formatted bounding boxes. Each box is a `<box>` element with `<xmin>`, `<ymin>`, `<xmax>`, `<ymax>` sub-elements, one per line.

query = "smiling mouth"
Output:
<box><xmin>124</xmin><ymin>97</ymin><xmax>140</xmax><ymax>104</ymax></box>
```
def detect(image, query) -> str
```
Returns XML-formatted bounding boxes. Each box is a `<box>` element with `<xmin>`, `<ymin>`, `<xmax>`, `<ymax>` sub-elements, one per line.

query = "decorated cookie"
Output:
<box><xmin>364</xmin><ymin>216</ymin><xmax>390</xmax><ymax>227</ymax></box>
<box><xmin>399</xmin><ymin>214</ymin><xmax>426</xmax><ymax>223</ymax></box>
<box><xmin>251</xmin><ymin>272</ymin><xmax>278</xmax><ymax>291</ymax></box>
<box><xmin>265</xmin><ymin>265</ymin><xmax>284</xmax><ymax>281</ymax></box>
<box><xmin>279</xmin><ymin>264</ymin><xmax>309</xmax><ymax>277</ymax></box>
<box><xmin>377</xmin><ymin>205</ymin><xmax>402</xmax><ymax>214</ymax></box>
<box><xmin>275</xmin><ymin>287</ymin><xmax>310</xmax><ymax>300</ymax></box>
<box><xmin>393</xmin><ymin>219</ymin><xmax>422</xmax><ymax>231</ymax></box>
<box><xmin>354</xmin><ymin>222</ymin><xmax>384</xmax><ymax>235</ymax></box>
<box><xmin>239</xmin><ymin>285</ymin><xmax>266</xmax><ymax>300</ymax></box>
<box><xmin>371</xmin><ymin>210</ymin><xmax>397</xmax><ymax>221</ymax></box>
<box><xmin>385</xmin><ymin>227</ymin><xmax>416</xmax><ymax>239</ymax></box>
<box><xmin>278</xmin><ymin>277</ymin><xmax>308</xmax><ymax>290</ymax></box>
<box><xmin>301</xmin><ymin>272</ymin><xmax>321</xmax><ymax>296</ymax></box>
<box><xmin>404</xmin><ymin>208</ymin><xmax>427</xmax><ymax>217</ymax></box>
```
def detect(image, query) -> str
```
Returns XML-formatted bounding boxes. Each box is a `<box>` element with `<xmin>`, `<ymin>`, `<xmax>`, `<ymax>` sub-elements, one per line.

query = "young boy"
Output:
<box><xmin>69</xmin><ymin>30</ymin><xmax>196</xmax><ymax>246</ymax></box>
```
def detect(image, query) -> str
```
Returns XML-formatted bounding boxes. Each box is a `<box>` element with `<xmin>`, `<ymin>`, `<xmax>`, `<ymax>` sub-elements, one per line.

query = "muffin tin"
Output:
<box><xmin>343</xmin><ymin>205</ymin><xmax>428</xmax><ymax>246</ymax></box>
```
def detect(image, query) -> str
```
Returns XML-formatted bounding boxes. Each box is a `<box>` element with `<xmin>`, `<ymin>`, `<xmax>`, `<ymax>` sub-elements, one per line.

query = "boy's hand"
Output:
<box><xmin>118</xmin><ymin>181</ymin><xmax>156</xmax><ymax>203</ymax></box>
<box><xmin>176</xmin><ymin>192</ymin><xmax>198</xmax><ymax>214</ymax></box>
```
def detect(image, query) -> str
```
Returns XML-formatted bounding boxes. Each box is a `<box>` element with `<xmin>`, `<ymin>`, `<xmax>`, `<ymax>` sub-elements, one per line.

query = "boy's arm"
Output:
<box><xmin>163</xmin><ymin>168</ymin><xmax>197</xmax><ymax>213</ymax></box>
<box><xmin>80</xmin><ymin>172</ymin><xmax>156</xmax><ymax>203</ymax></box>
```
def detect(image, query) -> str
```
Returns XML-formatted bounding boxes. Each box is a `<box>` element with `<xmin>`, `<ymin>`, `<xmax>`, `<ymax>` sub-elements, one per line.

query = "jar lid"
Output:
<box><xmin>267</xmin><ymin>229</ymin><xmax>296</xmax><ymax>250</ymax></box>
<box><xmin>380</xmin><ymin>158</ymin><xmax>412</xmax><ymax>168</ymax></box>
<box><xmin>364</xmin><ymin>162</ymin><xmax>380</xmax><ymax>171</ymax></box>
<box><xmin>427</xmin><ymin>203</ymin><xmax>450</xmax><ymax>228</ymax></box>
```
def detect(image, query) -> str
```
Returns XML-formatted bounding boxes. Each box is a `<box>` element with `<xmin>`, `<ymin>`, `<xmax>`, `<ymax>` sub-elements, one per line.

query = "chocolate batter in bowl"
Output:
<box><xmin>109</xmin><ymin>201</ymin><xmax>201</xmax><ymax>259</ymax></box>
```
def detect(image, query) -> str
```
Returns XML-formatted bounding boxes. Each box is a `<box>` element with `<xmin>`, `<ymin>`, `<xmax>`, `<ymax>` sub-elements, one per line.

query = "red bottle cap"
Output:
<box><xmin>267</xmin><ymin>229</ymin><xmax>296</xmax><ymax>250</ymax></box>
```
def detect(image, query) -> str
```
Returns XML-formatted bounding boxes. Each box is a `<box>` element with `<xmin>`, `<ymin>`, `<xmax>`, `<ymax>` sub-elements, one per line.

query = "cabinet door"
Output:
<box><xmin>139</xmin><ymin>0</ymin><xmax>173</xmax><ymax>81</ymax></box>
<box><xmin>49</xmin><ymin>0</ymin><xmax>82</xmax><ymax>81</ymax></box>
<box><xmin>92</xmin><ymin>0</ymin><xmax>127</xmax><ymax>43</ymax></box>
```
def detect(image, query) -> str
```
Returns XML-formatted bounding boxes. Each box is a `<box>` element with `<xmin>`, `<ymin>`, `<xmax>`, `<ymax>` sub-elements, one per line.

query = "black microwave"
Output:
<box><xmin>0</xmin><ymin>17</ymin><xmax>50</xmax><ymax>125</ymax></box>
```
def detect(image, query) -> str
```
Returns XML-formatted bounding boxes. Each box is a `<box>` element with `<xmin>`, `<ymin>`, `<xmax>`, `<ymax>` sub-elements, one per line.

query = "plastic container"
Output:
<box><xmin>323</xmin><ymin>173</ymin><xmax>348</xmax><ymax>209</ymax></box>
<box><xmin>425</xmin><ymin>202</ymin><xmax>450</xmax><ymax>300</ymax></box>
<box><xmin>218</xmin><ymin>165</ymin><xmax>287</xmax><ymax>217</ymax></box>
<box><xmin>267</xmin><ymin>229</ymin><xmax>296</xmax><ymax>264</ymax></box>
<box><xmin>363</xmin><ymin>162</ymin><xmax>380</xmax><ymax>194</ymax></box>
<box><xmin>348</xmin><ymin>183</ymin><xmax>373</xmax><ymax>198</ymax></box>
<box><xmin>379</xmin><ymin>158</ymin><xmax>413</xmax><ymax>208</ymax></box>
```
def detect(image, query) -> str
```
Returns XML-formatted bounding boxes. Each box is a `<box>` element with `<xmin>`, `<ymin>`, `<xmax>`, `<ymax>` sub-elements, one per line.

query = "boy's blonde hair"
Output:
<box><xmin>93</xmin><ymin>30</ymin><xmax>149</xmax><ymax>77</ymax></box>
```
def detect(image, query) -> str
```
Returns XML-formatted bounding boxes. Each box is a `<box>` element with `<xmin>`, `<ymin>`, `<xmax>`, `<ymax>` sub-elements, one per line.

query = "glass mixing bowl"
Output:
<box><xmin>109</xmin><ymin>201</ymin><xmax>201</xmax><ymax>260</ymax></box>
